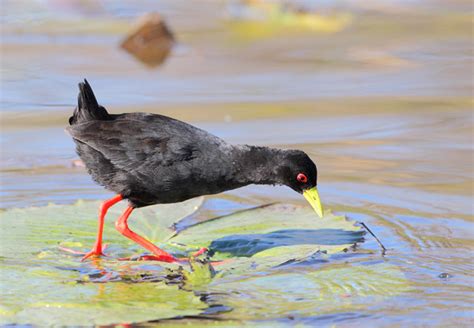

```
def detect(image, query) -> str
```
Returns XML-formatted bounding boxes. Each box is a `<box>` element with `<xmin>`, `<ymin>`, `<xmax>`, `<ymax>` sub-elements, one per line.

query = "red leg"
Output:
<box><xmin>115</xmin><ymin>206</ymin><xmax>177</xmax><ymax>263</ymax></box>
<box><xmin>81</xmin><ymin>194</ymin><xmax>123</xmax><ymax>261</ymax></box>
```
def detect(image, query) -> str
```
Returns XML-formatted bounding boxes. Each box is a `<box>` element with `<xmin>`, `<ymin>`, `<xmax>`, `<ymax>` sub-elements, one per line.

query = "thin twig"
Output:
<box><xmin>360</xmin><ymin>222</ymin><xmax>387</xmax><ymax>255</ymax></box>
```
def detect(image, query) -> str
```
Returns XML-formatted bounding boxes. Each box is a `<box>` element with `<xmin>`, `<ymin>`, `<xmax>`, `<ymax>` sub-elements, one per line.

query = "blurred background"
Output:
<box><xmin>1</xmin><ymin>0</ymin><xmax>472</xmax><ymax>325</ymax></box>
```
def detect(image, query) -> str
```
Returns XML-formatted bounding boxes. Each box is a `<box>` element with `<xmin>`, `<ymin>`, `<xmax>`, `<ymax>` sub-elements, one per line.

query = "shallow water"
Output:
<box><xmin>1</xmin><ymin>0</ymin><xmax>473</xmax><ymax>326</ymax></box>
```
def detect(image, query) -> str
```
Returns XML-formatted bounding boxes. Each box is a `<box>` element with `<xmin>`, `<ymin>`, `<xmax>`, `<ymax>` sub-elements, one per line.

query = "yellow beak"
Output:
<box><xmin>303</xmin><ymin>187</ymin><xmax>324</xmax><ymax>218</ymax></box>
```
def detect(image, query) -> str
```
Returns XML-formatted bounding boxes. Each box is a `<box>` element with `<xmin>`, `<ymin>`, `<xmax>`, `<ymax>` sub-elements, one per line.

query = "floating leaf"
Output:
<box><xmin>171</xmin><ymin>204</ymin><xmax>365</xmax><ymax>261</ymax></box>
<box><xmin>0</xmin><ymin>200</ymin><xmax>410</xmax><ymax>326</ymax></box>
<box><xmin>206</xmin><ymin>262</ymin><xmax>411</xmax><ymax>320</ymax></box>
<box><xmin>131</xmin><ymin>197</ymin><xmax>204</xmax><ymax>244</ymax></box>
<box><xmin>0</xmin><ymin>200</ymin><xmax>206</xmax><ymax>326</ymax></box>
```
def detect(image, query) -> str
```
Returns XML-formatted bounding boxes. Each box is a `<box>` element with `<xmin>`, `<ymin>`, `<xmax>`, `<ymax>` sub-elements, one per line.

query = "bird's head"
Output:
<box><xmin>276</xmin><ymin>150</ymin><xmax>324</xmax><ymax>218</ymax></box>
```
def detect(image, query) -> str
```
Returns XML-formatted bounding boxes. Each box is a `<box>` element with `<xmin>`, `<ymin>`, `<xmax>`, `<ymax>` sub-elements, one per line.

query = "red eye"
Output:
<box><xmin>297</xmin><ymin>173</ymin><xmax>308</xmax><ymax>183</ymax></box>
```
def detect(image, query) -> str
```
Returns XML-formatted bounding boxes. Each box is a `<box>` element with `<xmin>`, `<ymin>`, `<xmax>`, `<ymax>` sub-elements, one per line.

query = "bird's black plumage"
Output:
<box><xmin>67</xmin><ymin>80</ymin><xmax>318</xmax><ymax>208</ymax></box>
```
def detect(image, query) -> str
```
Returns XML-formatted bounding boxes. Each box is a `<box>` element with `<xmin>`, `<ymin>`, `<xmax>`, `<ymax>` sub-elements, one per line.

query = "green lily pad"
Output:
<box><xmin>206</xmin><ymin>261</ymin><xmax>411</xmax><ymax>320</ymax></box>
<box><xmin>0</xmin><ymin>199</ymin><xmax>410</xmax><ymax>325</ymax></box>
<box><xmin>0</xmin><ymin>199</ymin><xmax>206</xmax><ymax>326</ymax></box>
<box><xmin>131</xmin><ymin>197</ymin><xmax>204</xmax><ymax>244</ymax></box>
<box><xmin>170</xmin><ymin>204</ymin><xmax>365</xmax><ymax>261</ymax></box>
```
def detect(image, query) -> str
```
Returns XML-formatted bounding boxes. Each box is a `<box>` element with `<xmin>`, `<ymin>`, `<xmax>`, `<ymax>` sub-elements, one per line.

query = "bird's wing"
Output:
<box><xmin>66</xmin><ymin>114</ymin><xmax>220</xmax><ymax>171</ymax></box>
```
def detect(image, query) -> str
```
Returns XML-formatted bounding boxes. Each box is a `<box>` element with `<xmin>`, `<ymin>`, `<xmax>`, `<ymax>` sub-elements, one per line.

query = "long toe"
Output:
<box><xmin>59</xmin><ymin>245</ymin><xmax>88</xmax><ymax>255</ymax></box>
<box><xmin>118</xmin><ymin>253</ymin><xmax>178</xmax><ymax>262</ymax></box>
<box><xmin>191</xmin><ymin>247</ymin><xmax>208</xmax><ymax>257</ymax></box>
<box><xmin>60</xmin><ymin>244</ymin><xmax>109</xmax><ymax>260</ymax></box>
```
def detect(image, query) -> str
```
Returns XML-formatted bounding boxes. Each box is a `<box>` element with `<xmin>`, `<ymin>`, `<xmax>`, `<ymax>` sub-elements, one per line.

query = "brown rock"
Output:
<box><xmin>120</xmin><ymin>12</ymin><xmax>174</xmax><ymax>67</ymax></box>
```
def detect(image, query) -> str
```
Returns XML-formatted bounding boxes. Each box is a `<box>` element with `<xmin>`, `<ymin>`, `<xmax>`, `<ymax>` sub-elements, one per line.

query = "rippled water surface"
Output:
<box><xmin>1</xmin><ymin>0</ymin><xmax>473</xmax><ymax>326</ymax></box>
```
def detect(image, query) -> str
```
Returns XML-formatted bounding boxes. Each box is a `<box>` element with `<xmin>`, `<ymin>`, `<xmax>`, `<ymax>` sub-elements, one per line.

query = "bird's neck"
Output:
<box><xmin>231</xmin><ymin>145</ymin><xmax>284</xmax><ymax>186</ymax></box>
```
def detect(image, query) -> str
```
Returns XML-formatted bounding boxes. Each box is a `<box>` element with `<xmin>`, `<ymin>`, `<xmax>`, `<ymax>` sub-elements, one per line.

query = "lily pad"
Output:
<box><xmin>205</xmin><ymin>261</ymin><xmax>411</xmax><ymax>320</ymax></box>
<box><xmin>0</xmin><ymin>199</ymin><xmax>206</xmax><ymax>326</ymax></box>
<box><xmin>170</xmin><ymin>204</ymin><xmax>365</xmax><ymax>260</ymax></box>
<box><xmin>0</xmin><ymin>199</ymin><xmax>410</xmax><ymax>325</ymax></box>
<box><xmin>131</xmin><ymin>197</ymin><xmax>204</xmax><ymax>244</ymax></box>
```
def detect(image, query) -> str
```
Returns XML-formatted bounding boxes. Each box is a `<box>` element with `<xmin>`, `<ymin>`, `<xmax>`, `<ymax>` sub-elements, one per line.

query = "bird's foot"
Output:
<box><xmin>58</xmin><ymin>244</ymin><xmax>108</xmax><ymax>261</ymax></box>
<box><xmin>118</xmin><ymin>253</ymin><xmax>177</xmax><ymax>262</ymax></box>
<box><xmin>81</xmin><ymin>247</ymin><xmax>108</xmax><ymax>261</ymax></box>
<box><xmin>176</xmin><ymin>247</ymin><xmax>209</xmax><ymax>263</ymax></box>
<box><xmin>118</xmin><ymin>248</ymin><xmax>209</xmax><ymax>263</ymax></box>
<box><xmin>190</xmin><ymin>247</ymin><xmax>208</xmax><ymax>257</ymax></box>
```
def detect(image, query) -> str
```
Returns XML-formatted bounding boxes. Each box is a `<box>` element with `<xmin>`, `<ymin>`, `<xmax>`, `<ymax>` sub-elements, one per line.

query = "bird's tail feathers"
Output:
<box><xmin>69</xmin><ymin>79</ymin><xmax>110</xmax><ymax>125</ymax></box>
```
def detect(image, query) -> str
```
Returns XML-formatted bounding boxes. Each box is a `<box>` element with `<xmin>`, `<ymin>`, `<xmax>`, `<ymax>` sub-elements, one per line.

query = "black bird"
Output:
<box><xmin>67</xmin><ymin>80</ymin><xmax>323</xmax><ymax>262</ymax></box>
